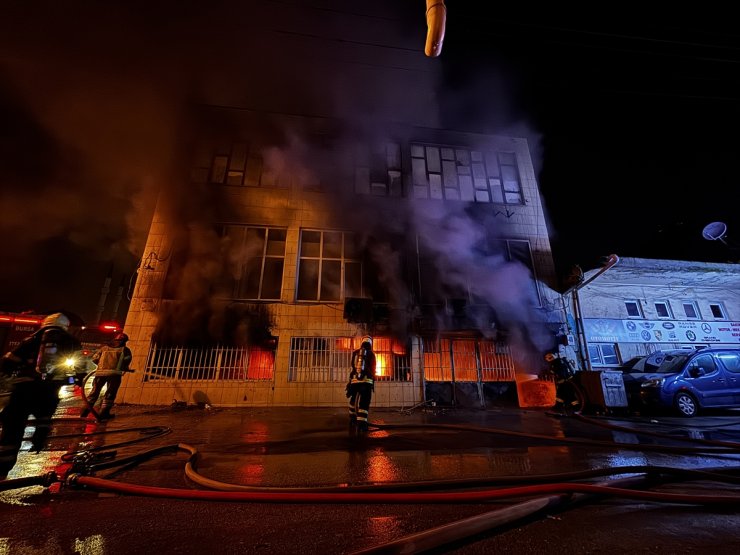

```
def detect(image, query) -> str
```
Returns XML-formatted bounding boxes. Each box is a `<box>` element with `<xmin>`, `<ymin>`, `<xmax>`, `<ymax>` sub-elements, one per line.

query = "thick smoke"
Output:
<box><xmin>258</xmin><ymin>126</ymin><xmax>555</xmax><ymax>373</ymax></box>
<box><xmin>1</xmin><ymin>1</ymin><xmax>555</xmax><ymax>368</ymax></box>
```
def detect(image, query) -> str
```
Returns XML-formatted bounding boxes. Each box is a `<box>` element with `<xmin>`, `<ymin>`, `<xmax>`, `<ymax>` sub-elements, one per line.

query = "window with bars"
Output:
<box><xmin>422</xmin><ymin>338</ymin><xmax>514</xmax><ymax>382</ymax></box>
<box><xmin>145</xmin><ymin>344</ymin><xmax>275</xmax><ymax>381</ymax></box>
<box><xmin>410</xmin><ymin>143</ymin><xmax>524</xmax><ymax>204</ymax></box>
<box><xmin>288</xmin><ymin>336</ymin><xmax>411</xmax><ymax>382</ymax></box>
<box><xmin>296</xmin><ymin>230</ymin><xmax>362</xmax><ymax>302</ymax></box>
<box><xmin>218</xmin><ymin>225</ymin><xmax>286</xmax><ymax>300</ymax></box>
<box><xmin>354</xmin><ymin>143</ymin><xmax>403</xmax><ymax>197</ymax></box>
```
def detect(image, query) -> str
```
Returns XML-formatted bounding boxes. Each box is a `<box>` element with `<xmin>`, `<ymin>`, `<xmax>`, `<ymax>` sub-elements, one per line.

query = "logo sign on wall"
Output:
<box><xmin>583</xmin><ymin>318</ymin><xmax>740</xmax><ymax>344</ymax></box>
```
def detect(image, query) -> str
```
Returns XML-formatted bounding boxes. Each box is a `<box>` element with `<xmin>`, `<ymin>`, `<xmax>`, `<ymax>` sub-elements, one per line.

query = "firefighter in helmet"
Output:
<box><xmin>81</xmin><ymin>332</ymin><xmax>132</xmax><ymax>421</ymax></box>
<box><xmin>346</xmin><ymin>335</ymin><xmax>376</xmax><ymax>432</ymax></box>
<box><xmin>544</xmin><ymin>351</ymin><xmax>575</xmax><ymax>382</ymax></box>
<box><xmin>0</xmin><ymin>312</ymin><xmax>81</xmax><ymax>479</ymax></box>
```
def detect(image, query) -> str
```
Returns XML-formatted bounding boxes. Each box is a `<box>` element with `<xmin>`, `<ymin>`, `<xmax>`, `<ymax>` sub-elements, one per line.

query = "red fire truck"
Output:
<box><xmin>0</xmin><ymin>311</ymin><xmax>122</xmax><ymax>385</ymax></box>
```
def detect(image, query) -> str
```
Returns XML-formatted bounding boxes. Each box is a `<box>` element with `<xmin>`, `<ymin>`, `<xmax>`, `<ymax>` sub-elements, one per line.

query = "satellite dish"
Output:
<box><xmin>702</xmin><ymin>221</ymin><xmax>728</xmax><ymax>244</ymax></box>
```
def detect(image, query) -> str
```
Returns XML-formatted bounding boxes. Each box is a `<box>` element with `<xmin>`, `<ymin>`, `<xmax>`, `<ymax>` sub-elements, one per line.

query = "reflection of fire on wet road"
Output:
<box><xmin>1</xmin><ymin>386</ymin><xmax>103</xmax><ymax>493</ymax></box>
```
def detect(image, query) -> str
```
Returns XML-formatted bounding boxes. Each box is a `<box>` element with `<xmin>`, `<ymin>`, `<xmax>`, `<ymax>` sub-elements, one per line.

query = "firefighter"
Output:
<box><xmin>544</xmin><ymin>351</ymin><xmax>583</xmax><ymax>413</ymax></box>
<box><xmin>346</xmin><ymin>335</ymin><xmax>376</xmax><ymax>432</ymax></box>
<box><xmin>544</xmin><ymin>351</ymin><xmax>575</xmax><ymax>382</ymax></box>
<box><xmin>81</xmin><ymin>332</ymin><xmax>132</xmax><ymax>421</ymax></box>
<box><xmin>0</xmin><ymin>312</ymin><xmax>81</xmax><ymax>479</ymax></box>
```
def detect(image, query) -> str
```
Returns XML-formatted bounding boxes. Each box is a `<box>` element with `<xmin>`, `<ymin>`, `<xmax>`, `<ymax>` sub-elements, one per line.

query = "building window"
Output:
<box><xmin>682</xmin><ymin>301</ymin><xmax>700</xmax><ymax>320</ymax></box>
<box><xmin>288</xmin><ymin>336</ymin><xmax>410</xmax><ymax>382</ymax></box>
<box><xmin>588</xmin><ymin>344</ymin><xmax>620</xmax><ymax>366</ymax></box>
<box><xmin>354</xmin><ymin>143</ymin><xmax>402</xmax><ymax>197</ymax></box>
<box><xmin>415</xmin><ymin>237</ymin><xmax>541</xmax><ymax>309</ymax></box>
<box><xmin>296</xmin><ymin>230</ymin><xmax>361</xmax><ymax>302</ymax></box>
<box><xmin>218</xmin><ymin>225</ymin><xmax>286</xmax><ymax>300</ymax></box>
<box><xmin>145</xmin><ymin>344</ymin><xmax>275</xmax><ymax>381</ymax></box>
<box><xmin>194</xmin><ymin>142</ymin><xmax>285</xmax><ymax>188</ymax></box>
<box><xmin>625</xmin><ymin>300</ymin><xmax>642</xmax><ymax>318</ymax></box>
<box><xmin>494</xmin><ymin>239</ymin><xmax>541</xmax><ymax>307</ymax></box>
<box><xmin>421</xmin><ymin>337</ymin><xmax>515</xmax><ymax>382</ymax></box>
<box><xmin>654</xmin><ymin>300</ymin><xmax>672</xmax><ymax>319</ymax></box>
<box><xmin>410</xmin><ymin>143</ymin><xmax>524</xmax><ymax>204</ymax></box>
<box><xmin>709</xmin><ymin>302</ymin><xmax>727</xmax><ymax>320</ymax></box>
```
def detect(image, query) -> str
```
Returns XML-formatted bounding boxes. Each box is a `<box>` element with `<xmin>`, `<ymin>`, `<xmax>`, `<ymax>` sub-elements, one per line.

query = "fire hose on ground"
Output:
<box><xmin>5</xmin><ymin>414</ymin><xmax>740</xmax><ymax>554</ymax></box>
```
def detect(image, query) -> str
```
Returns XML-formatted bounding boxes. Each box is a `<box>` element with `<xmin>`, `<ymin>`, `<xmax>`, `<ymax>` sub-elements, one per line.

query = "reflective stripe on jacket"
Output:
<box><xmin>93</xmin><ymin>346</ymin><xmax>132</xmax><ymax>377</ymax></box>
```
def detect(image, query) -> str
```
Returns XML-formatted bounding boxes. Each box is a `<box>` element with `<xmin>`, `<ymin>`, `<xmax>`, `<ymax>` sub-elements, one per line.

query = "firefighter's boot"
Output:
<box><xmin>98</xmin><ymin>405</ymin><xmax>115</xmax><ymax>421</ymax></box>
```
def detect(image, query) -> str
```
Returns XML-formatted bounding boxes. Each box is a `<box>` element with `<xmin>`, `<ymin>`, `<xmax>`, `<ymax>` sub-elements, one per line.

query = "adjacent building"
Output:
<box><xmin>564</xmin><ymin>257</ymin><xmax>740</xmax><ymax>370</ymax></box>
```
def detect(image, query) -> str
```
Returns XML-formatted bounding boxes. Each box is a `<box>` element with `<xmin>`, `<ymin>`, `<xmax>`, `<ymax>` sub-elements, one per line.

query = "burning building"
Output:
<box><xmin>115</xmin><ymin>1</ymin><xmax>563</xmax><ymax>409</ymax></box>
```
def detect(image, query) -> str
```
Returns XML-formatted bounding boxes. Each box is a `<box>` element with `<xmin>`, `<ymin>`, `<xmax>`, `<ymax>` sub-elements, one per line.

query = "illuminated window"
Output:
<box><xmin>217</xmin><ymin>226</ymin><xmax>286</xmax><ymax>300</ymax></box>
<box><xmin>625</xmin><ymin>300</ymin><xmax>642</xmax><ymax>318</ymax></box>
<box><xmin>354</xmin><ymin>143</ymin><xmax>402</xmax><ymax>197</ymax></box>
<box><xmin>422</xmin><ymin>337</ymin><xmax>514</xmax><ymax>382</ymax></box>
<box><xmin>709</xmin><ymin>302</ymin><xmax>727</xmax><ymax>320</ymax></box>
<box><xmin>145</xmin><ymin>344</ymin><xmax>275</xmax><ymax>381</ymax></box>
<box><xmin>287</xmin><ymin>336</ymin><xmax>410</xmax><ymax>382</ymax></box>
<box><xmin>654</xmin><ymin>300</ymin><xmax>672</xmax><ymax>319</ymax></box>
<box><xmin>410</xmin><ymin>143</ymin><xmax>523</xmax><ymax>204</ymax></box>
<box><xmin>296</xmin><ymin>230</ymin><xmax>361</xmax><ymax>302</ymax></box>
<box><xmin>682</xmin><ymin>301</ymin><xmax>700</xmax><ymax>319</ymax></box>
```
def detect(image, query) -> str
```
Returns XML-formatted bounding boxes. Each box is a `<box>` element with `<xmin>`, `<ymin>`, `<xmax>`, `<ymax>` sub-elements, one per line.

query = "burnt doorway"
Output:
<box><xmin>421</xmin><ymin>336</ymin><xmax>515</xmax><ymax>408</ymax></box>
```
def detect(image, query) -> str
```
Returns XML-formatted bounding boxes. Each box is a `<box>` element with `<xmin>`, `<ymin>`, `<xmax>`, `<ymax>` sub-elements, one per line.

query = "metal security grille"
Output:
<box><xmin>145</xmin><ymin>344</ymin><xmax>275</xmax><ymax>381</ymax></box>
<box><xmin>422</xmin><ymin>337</ymin><xmax>514</xmax><ymax>382</ymax></box>
<box><xmin>478</xmin><ymin>340</ymin><xmax>515</xmax><ymax>381</ymax></box>
<box><xmin>288</xmin><ymin>336</ymin><xmax>411</xmax><ymax>382</ymax></box>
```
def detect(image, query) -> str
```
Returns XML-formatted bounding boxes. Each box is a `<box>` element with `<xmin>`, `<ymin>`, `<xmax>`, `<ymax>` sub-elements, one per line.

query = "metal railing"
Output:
<box><xmin>288</xmin><ymin>336</ymin><xmax>411</xmax><ymax>382</ymax></box>
<box><xmin>422</xmin><ymin>337</ymin><xmax>514</xmax><ymax>382</ymax></box>
<box><xmin>144</xmin><ymin>344</ymin><xmax>275</xmax><ymax>381</ymax></box>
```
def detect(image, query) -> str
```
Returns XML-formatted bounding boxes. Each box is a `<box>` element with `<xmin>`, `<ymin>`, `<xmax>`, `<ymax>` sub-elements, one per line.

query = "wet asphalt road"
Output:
<box><xmin>2</xmin><ymin>387</ymin><xmax>740</xmax><ymax>554</ymax></box>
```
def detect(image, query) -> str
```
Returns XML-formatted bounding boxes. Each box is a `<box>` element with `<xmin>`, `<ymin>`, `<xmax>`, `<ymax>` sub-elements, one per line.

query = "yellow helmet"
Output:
<box><xmin>42</xmin><ymin>312</ymin><xmax>71</xmax><ymax>330</ymax></box>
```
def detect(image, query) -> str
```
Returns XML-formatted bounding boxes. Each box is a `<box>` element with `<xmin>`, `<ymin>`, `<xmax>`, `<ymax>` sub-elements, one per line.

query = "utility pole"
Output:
<box><xmin>562</xmin><ymin>254</ymin><xmax>620</xmax><ymax>371</ymax></box>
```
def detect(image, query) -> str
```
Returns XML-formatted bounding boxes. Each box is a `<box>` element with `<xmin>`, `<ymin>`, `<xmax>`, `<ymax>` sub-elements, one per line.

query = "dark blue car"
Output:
<box><xmin>622</xmin><ymin>348</ymin><xmax>740</xmax><ymax>417</ymax></box>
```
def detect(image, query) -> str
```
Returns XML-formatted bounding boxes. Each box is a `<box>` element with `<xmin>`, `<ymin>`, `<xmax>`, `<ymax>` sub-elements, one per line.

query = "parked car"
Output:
<box><xmin>621</xmin><ymin>348</ymin><xmax>740</xmax><ymax>417</ymax></box>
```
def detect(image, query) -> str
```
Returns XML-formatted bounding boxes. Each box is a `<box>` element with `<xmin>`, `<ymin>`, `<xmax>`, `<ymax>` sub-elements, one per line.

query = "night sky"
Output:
<box><xmin>439</xmin><ymin>5</ymin><xmax>740</xmax><ymax>275</ymax></box>
<box><xmin>1</xmin><ymin>2</ymin><xmax>739</xmax><ymax>323</ymax></box>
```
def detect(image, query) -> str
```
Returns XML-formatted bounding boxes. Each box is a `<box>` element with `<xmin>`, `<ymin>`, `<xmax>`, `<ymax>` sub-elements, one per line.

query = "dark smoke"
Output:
<box><xmin>1</xmin><ymin>1</ymin><xmax>555</xmax><ymax>368</ymax></box>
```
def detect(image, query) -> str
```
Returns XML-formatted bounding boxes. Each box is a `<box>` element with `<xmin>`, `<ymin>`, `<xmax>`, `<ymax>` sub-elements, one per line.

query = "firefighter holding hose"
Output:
<box><xmin>346</xmin><ymin>335</ymin><xmax>376</xmax><ymax>432</ymax></box>
<box><xmin>81</xmin><ymin>332</ymin><xmax>132</xmax><ymax>421</ymax></box>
